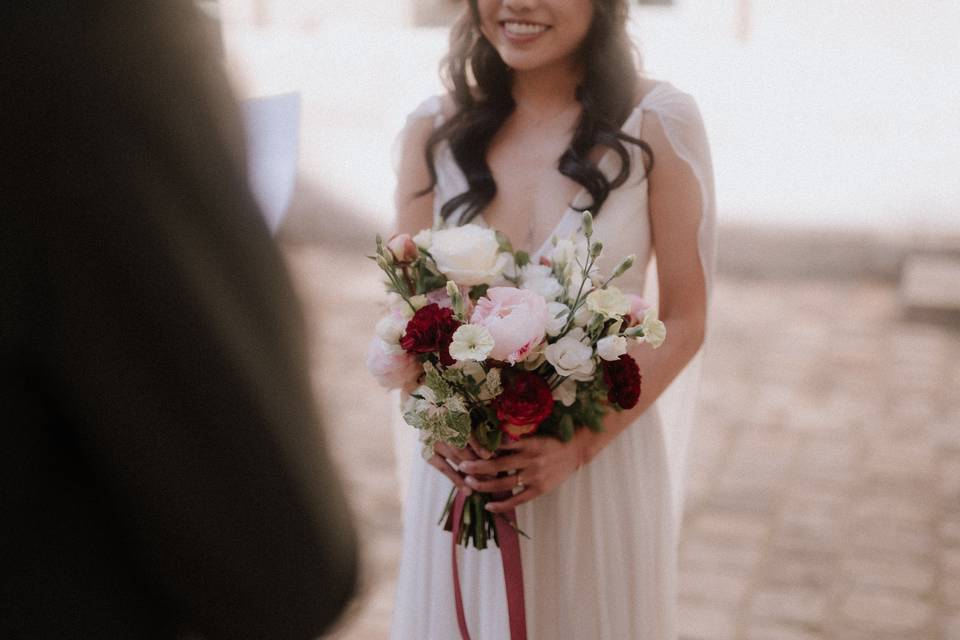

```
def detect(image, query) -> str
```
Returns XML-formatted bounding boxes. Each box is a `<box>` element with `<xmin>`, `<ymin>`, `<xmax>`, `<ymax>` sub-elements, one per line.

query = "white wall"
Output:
<box><xmin>222</xmin><ymin>1</ymin><xmax>960</xmax><ymax>233</ymax></box>
<box><xmin>634</xmin><ymin>1</ymin><xmax>960</xmax><ymax>233</ymax></box>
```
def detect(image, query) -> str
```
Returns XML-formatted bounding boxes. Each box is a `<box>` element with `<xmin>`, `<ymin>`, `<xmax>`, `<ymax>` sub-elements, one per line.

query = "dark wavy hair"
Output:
<box><xmin>420</xmin><ymin>0</ymin><xmax>653</xmax><ymax>224</ymax></box>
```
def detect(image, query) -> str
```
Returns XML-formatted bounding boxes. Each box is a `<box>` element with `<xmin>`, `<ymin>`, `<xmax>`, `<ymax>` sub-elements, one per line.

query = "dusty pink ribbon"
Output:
<box><xmin>451</xmin><ymin>489</ymin><xmax>527</xmax><ymax>640</ymax></box>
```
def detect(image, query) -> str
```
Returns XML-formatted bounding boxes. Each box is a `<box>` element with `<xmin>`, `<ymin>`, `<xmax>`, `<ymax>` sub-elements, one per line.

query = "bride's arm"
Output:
<box><xmin>465</xmin><ymin>108</ymin><xmax>709</xmax><ymax>512</ymax></box>
<box><xmin>575</xmin><ymin>108</ymin><xmax>708</xmax><ymax>465</ymax></box>
<box><xmin>393</xmin><ymin>113</ymin><xmax>436</xmax><ymax>235</ymax></box>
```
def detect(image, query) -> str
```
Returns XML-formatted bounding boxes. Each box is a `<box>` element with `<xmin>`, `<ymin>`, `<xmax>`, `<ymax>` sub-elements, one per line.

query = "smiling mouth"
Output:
<box><xmin>501</xmin><ymin>21</ymin><xmax>550</xmax><ymax>37</ymax></box>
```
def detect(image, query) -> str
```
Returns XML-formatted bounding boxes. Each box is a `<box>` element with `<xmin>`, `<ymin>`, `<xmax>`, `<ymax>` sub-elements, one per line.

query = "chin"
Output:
<box><xmin>497</xmin><ymin>49</ymin><xmax>566</xmax><ymax>72</ymax></box>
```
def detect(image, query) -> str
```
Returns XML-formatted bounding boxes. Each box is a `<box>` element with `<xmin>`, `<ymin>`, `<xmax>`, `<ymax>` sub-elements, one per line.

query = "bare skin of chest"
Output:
<box><xmin>482</xmin><ymin>117</ymin><xmax>583</xmax><ymax>255</ymax></box>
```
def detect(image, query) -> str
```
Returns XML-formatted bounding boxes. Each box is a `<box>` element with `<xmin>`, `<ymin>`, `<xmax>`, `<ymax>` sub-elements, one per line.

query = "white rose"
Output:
<box><xmin>449</xmin><ymin>324</ymin><xmax>495</xmax><ymax>362</ymax></box>
<box><xmin>430</xmin><ymin>224</ymin><xmax>511</xmax><ymax>286</ymax></box>
<box><xmin>640</xmin><ymin>312</ymin><xmax>667</xmax><ymax>348</ymax></box>
<box><xmin>545</xmin><ymin>301</ymin><xmax>570</xmax><ymax>337</ymax></box>
<box><xmin>520</xmin><ymin>264</ymin><xmax>564</xmax><ymax>301</ymax></box>
<box><xmin>552</xmin><ymin>377</ymin><xmax>578</xmax><ymax>407</ymax></box>
<box><xmin>412</xmin><ymin>228</ymin><xmax>432</xmax><ymax>249</ymax></box>
<box><xmin>596</xmin><ymin>335</ymin><xmax>628</xmax><ymax>361</ymax></box>
<box><xmin>544</xmin><ymin>328</ymin><xmax>596</xmax><ymax>381</ymax></box>
<box><xmin>585</xmin><ymin>285</ymin><xmax>630</xmax><ymax>319</ymax></box>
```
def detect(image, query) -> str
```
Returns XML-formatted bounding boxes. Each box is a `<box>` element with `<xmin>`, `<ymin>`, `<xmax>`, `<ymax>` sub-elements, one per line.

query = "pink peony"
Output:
<box><xmin>624</xmin><ymin>293</ymin><xmax>652</xmax><ymax>327</ymax></box>
<box><xmin>470</xmin><ymin>287</ymin><xmax>548</xmax><ymax>365</ymax></box>
<box><xmin>366</xmin><ymin>338</ymin><xmax>422</xmax><ymax>389</ymax></box>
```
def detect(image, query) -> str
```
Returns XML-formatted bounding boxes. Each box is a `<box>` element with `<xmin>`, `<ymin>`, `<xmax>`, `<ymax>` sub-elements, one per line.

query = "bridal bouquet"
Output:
<box><xmin>367</xmin><ymin>212</ymin><xmax>665</xmax><ymax>550</ymax></box>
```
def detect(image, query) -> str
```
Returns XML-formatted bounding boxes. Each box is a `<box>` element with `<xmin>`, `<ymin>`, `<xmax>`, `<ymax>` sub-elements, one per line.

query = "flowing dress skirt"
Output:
<box><xmin>390</xmin><ymin>403</ymin><xmax>677</xmax><ymax>639</ymax></box>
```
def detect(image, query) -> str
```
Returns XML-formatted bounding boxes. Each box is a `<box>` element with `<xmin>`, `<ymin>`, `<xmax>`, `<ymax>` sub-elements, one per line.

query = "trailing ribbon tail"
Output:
<box><xmin>451</xmin><ymin>489</ymin><xmax>528</xmax><ymax>640</ymax></box>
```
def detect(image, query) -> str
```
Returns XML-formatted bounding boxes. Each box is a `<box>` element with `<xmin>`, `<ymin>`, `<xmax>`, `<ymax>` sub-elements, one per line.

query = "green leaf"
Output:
<box><xmin>558</xmin><ymin>413</ymin><xmax>575</xmax><ymax>442</ymax></box>
<box><xmin>495</xmin><ymin>231</ymin><xmax>514</xmax><ymax>254</ymax></box>
<box><xmin>514</xmin><ymin>250</ymin><xmax>530</xmax><ymax>268</ymax></box>
<box><xmin>468</xmin><ymin>284</ymin><xmax>490</xmax><ymax>301</ymax></box>
<box><xmin>423</xmin><ymin>362</ymin><xmax>453</xmax><ymax>401</ymax></box>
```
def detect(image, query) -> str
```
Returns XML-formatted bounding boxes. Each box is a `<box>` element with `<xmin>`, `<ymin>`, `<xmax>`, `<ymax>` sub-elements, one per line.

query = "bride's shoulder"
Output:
<box><xmin>633</xmin><ymin>78</ymin><xmax>702</xmax><ymax>120</ymax></box>
<box><xmin>395</xmin><ymin>93</ymin><xmax>454</xmax><ymax>166</ymax></box>
<box><xmin>404</xmin><ymin>92</ymin><xmax>458</xmax><ymax>126</ymax></box>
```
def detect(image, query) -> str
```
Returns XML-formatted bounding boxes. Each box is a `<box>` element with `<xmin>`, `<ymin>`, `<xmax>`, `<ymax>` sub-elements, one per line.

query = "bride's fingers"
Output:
<box><xmin>464</xmin><ymin>472</ymin><xmax>524</xmax><ymax>494</ymax></box>
<box><xmin>468</xmin><ymin>435</ymin><xmax>493</xmax><ymax>460</ymax></box>
<box><xmin>458</xmin><ymin>452</ymin><xmax>528</xmax><ymax>477</ymax></box>
<box><xmin>427</xmin><ymin>453</ymin><xmax>473</xmax><ymax>496</ymax></box>
<box><xmin>434</xmin><ymin>441</ymin><xmax>477</xmax><ymax>465</ymax></box>
<box><xmin>485</xmin><ymin>486</ymin><xmax>538</xmax><ymax>513</ymax></box>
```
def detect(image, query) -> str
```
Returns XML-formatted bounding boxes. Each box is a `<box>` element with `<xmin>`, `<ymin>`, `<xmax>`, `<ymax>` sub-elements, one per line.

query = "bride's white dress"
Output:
<box><xmin>389</xmin><ymin>80</ymin><xmax>717</xmax><ymax>640</ymax></box>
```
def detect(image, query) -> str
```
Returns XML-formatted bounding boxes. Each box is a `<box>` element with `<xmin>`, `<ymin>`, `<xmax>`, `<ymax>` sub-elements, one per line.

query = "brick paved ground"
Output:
<box><xmin>284</xmin><ymin>244</ymin><xmax>960</xmax><ymax>640</ymax></box>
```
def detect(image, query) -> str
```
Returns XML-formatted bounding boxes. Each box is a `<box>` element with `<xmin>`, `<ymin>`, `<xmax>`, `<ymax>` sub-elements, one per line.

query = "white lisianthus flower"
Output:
<box><xmin>520</xmin><ymin>264</ymin><xmax>564</xmax><ymax>301</ymax></box>
<box><xmin>545</xmin><ymin>301</ymin><xmax>570</xmax><ymax>337</ymax></box>
<box><xmin>374</xmin><ymin>313</ymin><xmax>408</xmax><ymax>354</ymax></box>
<box><xmin>412</xmin><ymin>228</ymin><xmax>432</xmax><ymax>250</ymax></box>
<box><xmin>429</xmin><ymin>224</ymin><xmax>511</xmax><ymax>286</ymax></box>
<box><xmin>550</xmin><ymin>236</ymin><xmax>581</xmax><ymax>270</ymax></box>
<box><xmin>640</xmin><ymin>312</ymin><xmax>667</xmax><ymax>348</ymax></box>
<box><xmin>596</xmin><ymin>335</ymin><xmax>628</xmax><ymax>361</ymax></box>
<box><xmin>552</xmin><ymin>377</ymin><xmax>578</xmax><ymax>407</ymax></box>
<box><xmin>449</xmin><ymin>324</ymin><xmax>495</xmax><ymax>362</ymax></box>
<box><xmin>572</xmin><ymin>304</ymin><xmax>593</xmax><ymax>327</ymax></box>
<box><xmin>565</xmin><ymin>273</ymin><xmax>594</xmax><ymax>302</ymax></box>
<box><xmin>585</xmin><ymin>285</ymin><xmax>630</xmax><ymax>319</ymax></box>
<box><xmin>544</xmin><ymin>328</ymin><xmax>596</xmax><ymax>381</ymax></box>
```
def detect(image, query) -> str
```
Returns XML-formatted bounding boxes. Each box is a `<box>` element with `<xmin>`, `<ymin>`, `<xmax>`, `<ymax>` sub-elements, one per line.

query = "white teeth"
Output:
<box><xmin>504</xmin><ymin>22</ymin><xmax>549</xmax><ymax>36</ymax></box>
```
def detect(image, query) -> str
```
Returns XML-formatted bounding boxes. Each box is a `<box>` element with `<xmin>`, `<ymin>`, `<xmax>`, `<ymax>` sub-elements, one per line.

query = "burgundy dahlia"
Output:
<box><xmin>494</xmin><ymin>370</ymin><xmax>554</xmax><ymax>440</ymax></box>
<box><xmin>602</xmin><ymin>354</ymin><xmax>642</xmax><ymax>409</ymax></box>
<box><xmin>399</xmin><ymin>303</ymin><xmax>461</xmax><ymax>366</ymax></box>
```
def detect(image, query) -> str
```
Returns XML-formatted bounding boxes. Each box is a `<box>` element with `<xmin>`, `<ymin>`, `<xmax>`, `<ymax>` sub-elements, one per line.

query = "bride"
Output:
<box><xmin>390</xmin><ymin>0</ymin><xmax>716</xmax><ymax>637</ymax></box>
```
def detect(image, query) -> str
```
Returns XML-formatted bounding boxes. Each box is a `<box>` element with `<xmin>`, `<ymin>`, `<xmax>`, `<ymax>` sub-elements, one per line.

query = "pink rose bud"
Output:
<box><xmin>625</xmin><ymin>293</ymin><xmax>651</xmax><ymax>327</ymax></box>
<box><xmin>387</xmin><ymin>233</ymin><xmax>419</xmax><ymax>264</ymax></box>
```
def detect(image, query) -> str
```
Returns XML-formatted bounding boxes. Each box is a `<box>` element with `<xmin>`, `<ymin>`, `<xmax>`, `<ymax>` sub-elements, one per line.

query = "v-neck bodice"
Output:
<box><xmin>416</xmin><ymin>87</ymin><xmax>661</xmax><ymax>292</ymax></box>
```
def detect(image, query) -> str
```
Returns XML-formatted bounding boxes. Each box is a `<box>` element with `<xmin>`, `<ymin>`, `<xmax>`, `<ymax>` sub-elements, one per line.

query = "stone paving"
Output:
<box><xmin>284</xmin><ymin>243</ymin><xmax>960</xmax><ymax>640</ymax></box>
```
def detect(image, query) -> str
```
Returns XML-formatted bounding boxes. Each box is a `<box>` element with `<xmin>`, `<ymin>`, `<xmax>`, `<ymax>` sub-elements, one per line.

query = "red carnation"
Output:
<box><xmin>602</xmin><ymin>354</ymin><xmax>642</xmax><ymax>409</ymax></box>
<box><xmin>400</xmin><ymin>303</ymin><xmax>461</xmax><ymax>366</ymax></box>
<box><xmin>494</xmin><ymin>370</ymin><xmax>554</xmax><ymax>440</ymax></box>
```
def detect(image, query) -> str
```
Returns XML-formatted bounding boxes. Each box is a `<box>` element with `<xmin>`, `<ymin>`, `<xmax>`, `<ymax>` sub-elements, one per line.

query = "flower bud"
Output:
<box><xmin>581</xmin><ymin>211</ymin><xmax>593</xmax><ymax>237</ymax></box>
<box><xmin>387</xmin><ymin>233</ymin><xmax>419</xmax><ymax>264</ymax></box>
<box><xmin>624</xmin><ymin>326</ymin><xmax>645</xmax><ymax>338</ymax></box>
<box><xmin>611</xmin><ymin>254</ymin><xmax>635</xmax><ymax>278</ymax></box>
<box><xmin>376</xmin><ymin>255</ymin><xmax>392</xmax><ymax>272</ymax></box>
<box><xmin>590</xmin><ymin>241</ymin><xmax>603</xmax><ymax>259</ymax></box>
<box><xmin>446</xmin><ymin>281</ymin><xmax>466</xmax><ymax>320</ymax></box>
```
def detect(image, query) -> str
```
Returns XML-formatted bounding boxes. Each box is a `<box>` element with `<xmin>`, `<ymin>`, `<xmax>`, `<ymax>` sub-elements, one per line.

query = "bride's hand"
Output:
<box><xmin>457</xmin><ymin>431</ymin><xmax>591</xmax><ymax>513</ymax></box>
<box><xmin>427</xmin><ymin>436</ymin><xmax>495</xmax><ymax>497</ymax></box>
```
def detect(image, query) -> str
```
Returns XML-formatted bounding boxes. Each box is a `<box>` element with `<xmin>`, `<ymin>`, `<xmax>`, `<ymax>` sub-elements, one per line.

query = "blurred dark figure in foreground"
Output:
<box><xmin>0</xmin><ymin>2</ymin><xmax>357</xmax><ymax>638</ymax></box>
